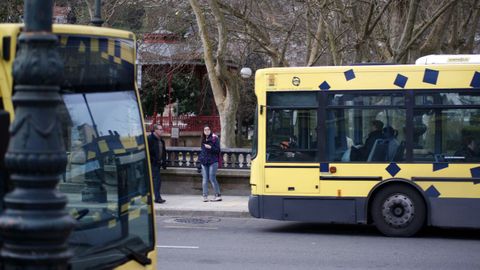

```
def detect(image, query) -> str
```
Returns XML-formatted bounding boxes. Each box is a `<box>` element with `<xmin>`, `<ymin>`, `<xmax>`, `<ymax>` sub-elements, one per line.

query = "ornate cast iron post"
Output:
<box><xmin>0</xmin><ymin>0</ymin><xmax>75</xmax><ymax>269</ymax></box>
<box><xmin>91</xmin><ymin>0</ymin><xmax>104</xmax><ymax>27</ymax></box>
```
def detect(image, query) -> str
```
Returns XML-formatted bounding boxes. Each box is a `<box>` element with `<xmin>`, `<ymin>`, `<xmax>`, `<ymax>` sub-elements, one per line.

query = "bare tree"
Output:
<box><xmin>189</xmin><ymin>0</ymin><xmax>240</xmax><ymax>147</ymax></box>
<box><xmin>0</xmin><ymin>0</ymin><xmax>23</xmax><ymax>23</ymax></box>
<box><xmin>391</xmin><ymin>0</ymin><xmax>460</xmax><ymax>63</ymax></box>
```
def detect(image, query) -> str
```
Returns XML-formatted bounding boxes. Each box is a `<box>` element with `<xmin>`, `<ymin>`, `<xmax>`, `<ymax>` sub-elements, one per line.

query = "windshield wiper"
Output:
<box><xmin>117</xmin><ymin>245</ymin><xmax>151</xmax><ymax>265</ymax></box>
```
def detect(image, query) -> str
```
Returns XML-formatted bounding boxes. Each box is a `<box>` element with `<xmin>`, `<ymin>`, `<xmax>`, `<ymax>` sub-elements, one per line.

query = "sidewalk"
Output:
<box><xmin>153</xmin><ymin>194</ymin><xmax>251</xmax><ymax>218</ymax></box>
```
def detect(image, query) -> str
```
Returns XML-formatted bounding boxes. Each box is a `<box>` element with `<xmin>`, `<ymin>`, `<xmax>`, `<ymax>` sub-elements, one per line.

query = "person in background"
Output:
<box><xmin>360</xmin><ymin>120</ymin><xmax>385</xmax><ymax>160</ymax></box>
<box><xmin>147</xmin><ymin>124</ymin><xmax>167</xmax><ymax>204</ymax></box>
<box><xmin>199</xmin><ymin>124</ymin><xmax>222</xmax><ymax>202</ymax></box>
<box><xmin>455</xmin><ymin>136</ymin><xmax>479</xmax><ymax>162</ymax></box>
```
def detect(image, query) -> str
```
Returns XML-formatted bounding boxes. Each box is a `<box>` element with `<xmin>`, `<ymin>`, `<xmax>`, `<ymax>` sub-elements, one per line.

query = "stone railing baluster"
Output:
<box><xmin>162</xmin><ymin>147</ymin><xmax>251</xmax><ymax>169</ymax></box>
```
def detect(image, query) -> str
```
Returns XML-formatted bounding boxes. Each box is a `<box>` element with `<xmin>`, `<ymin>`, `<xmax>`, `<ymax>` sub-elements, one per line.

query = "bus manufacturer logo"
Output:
<box><xmin>292</xmin><ymin>76</ymin><xmax>301</xmax><ymax>86</ymax></box>
<box><xmin>268</xmin><ymin>74</ymin><xmax>276</xmax><ymax>86</ymax></box>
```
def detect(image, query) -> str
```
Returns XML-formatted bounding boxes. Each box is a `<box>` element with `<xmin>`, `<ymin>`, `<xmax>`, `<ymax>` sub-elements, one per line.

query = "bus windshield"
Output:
<box><xmin>59</xmin><ymin>91</ymin><xmax>153</xmax><ymax>269</ymax></box>
<box><xmin>51</xmin><ymin>34</ymin><xmax>153</xmax><ymax>269</ymax></box>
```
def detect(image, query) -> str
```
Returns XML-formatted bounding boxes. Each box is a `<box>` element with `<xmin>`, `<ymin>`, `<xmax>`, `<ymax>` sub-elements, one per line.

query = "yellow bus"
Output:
<box><xmin>0</xmin><ymin>24</ymin><xmax>157</xmax><ymax>268</ymax></box>
<box><xmin>249</xmin><ymin>55</ymin><xmax>480</xmax><ymax>237</ymax></box>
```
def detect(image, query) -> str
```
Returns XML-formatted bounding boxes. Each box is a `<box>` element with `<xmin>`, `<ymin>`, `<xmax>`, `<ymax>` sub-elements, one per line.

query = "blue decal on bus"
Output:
<box><xmin>114</xmin><ymin>40</ymin><xmax>121</xmax><ymax>57</ymax></box>
<box><xmin>99</xmin><ymin>38</ymin><xmax>108</xmax><ymax>52</ymax></box>
<box><xmin>319</xmin><ymin>81</ymin><xmax>331</xmax><ymax>90</ymax></box>
<box><xmin>423</xmin><ymin>68</ymin><xmax>439</xmax><ymax>85</ymax></box>
<box><xmin>425</xmin><ymin>185</ymin><xmax>441</xmax><ymax>197</ymax></box>
<box><xmin>471</xmin><ymin>166</ymin><xmax>480</xmax><ymax>178</ymax></box>
<box><xmin>433</xmin><ymin>162</ymin><xmax>448</xmax><ymax>172</ymax></box>
<box><xmin>470</xmin><ymin>71</ymin><xmax>480</xmax><ymax>88</ymax></box>
<box><xmin>344</xmin><ymin>69</ymin><xmax>355</xmax><ymax>81</ymax></box>
<box><xmin>394</xmin><ymin>74</ymin><xmax>408</xmax><ymax>88</ymax></box>
<box><xmin>320</xmin><ymin>163</ymin><xmax>329</xmax><ymax>172</ymax></box>
<box><xmin>386</xmin><ymin>163</ymin><xmax>400</xmax><ymax>177</ymax></box>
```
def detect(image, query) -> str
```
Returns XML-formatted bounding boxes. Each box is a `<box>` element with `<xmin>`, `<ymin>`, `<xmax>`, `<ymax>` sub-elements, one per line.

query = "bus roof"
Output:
<box><xmin>416</xmin><ymin>54</ymin><xmax>480</xmax><ymax>65</ymax></box>
<box><xmin>255</xmin><ymin>63</ymin><xmax>480</xmax><ymax>91</ymax></box>
<box><xmin>0</xmin><ymin>23</ymin><xmax>134</xmax><ymax>40</ymax></box>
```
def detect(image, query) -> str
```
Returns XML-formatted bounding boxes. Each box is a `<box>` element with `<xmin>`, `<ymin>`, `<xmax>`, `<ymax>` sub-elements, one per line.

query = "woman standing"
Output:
<box><xmin>199</xmin><ymin>124</ymin><xmax>222</xmax><ymax>202</ymax></box>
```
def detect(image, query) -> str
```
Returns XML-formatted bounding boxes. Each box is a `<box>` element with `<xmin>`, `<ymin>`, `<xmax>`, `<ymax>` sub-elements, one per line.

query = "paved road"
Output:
<box><xmin>156</xmin><ymin>216</ymin><xmax>480</xmax><ymax>270</ymax></box>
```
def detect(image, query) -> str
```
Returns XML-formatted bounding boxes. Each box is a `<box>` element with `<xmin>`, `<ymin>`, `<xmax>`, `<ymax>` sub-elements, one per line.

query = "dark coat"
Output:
<box><xmin>199</xmin><ymin>134</ymin><xmax>220</xmax><ymax>166</ymax></box>
<box><xmin>455</xmin><ymin>146</ymin><xmax>479</xmax><ymax>162</ymax></box>
<box><xmin>147</xmin><ymin>133</ymin><xmax>167</xmax><ymax>168</ymax></box>
<box><xmin>361</xmin><ymin>130</ymin><xmax>384</xmax><ymax>160</ymax></box>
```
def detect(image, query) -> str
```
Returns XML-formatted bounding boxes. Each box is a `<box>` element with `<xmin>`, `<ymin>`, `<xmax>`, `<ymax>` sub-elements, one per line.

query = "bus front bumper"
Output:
<box><xmin>248</xmin><ymin>195</ymin><xmax>260</xmax><ymax>218</ymax></box>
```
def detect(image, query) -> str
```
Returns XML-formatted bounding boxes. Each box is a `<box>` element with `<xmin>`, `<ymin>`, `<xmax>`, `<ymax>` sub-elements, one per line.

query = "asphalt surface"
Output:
<box><xmin>156</xmin><ymin>216</ymin><xmax>480</xmax><ymax>270</ymax></box>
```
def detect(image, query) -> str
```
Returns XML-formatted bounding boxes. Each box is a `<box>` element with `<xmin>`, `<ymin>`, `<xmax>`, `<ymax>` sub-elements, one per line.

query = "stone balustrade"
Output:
<box><xmin>165</xmin><ymin>147</ymin><xmax>252</xmax><ymax>169</ymax></box>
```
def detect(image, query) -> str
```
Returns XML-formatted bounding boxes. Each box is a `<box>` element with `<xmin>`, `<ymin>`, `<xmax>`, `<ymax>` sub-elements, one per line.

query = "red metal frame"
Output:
<box><xmin>146</xmin><ymin>115</ymin><xmax>220</xmax><ymax>133</ymax></box>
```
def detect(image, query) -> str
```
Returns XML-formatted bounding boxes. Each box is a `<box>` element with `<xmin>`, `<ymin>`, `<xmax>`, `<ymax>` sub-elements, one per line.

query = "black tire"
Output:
<box><xmin>371</xmin><ymin>185</ymin><xmax>426</xmax><ymax>237</ymax></box>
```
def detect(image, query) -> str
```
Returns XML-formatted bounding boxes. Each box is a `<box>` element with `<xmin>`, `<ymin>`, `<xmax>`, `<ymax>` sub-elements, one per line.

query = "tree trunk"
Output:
<box><xmin>459</xmin><ymin>0</ymin><xmax>480</xmax><ymax>53</ymax></box>
<box><xmin>189</xmin><ymin>0</ymin><xmax>239</xmax><ymax>147</ymax></box>
<box><xmin>220</xmin><ymin>79</ymin><xmax>239</xmax><ymax>147</ymax></box>
<box><xmin>394</xmin><ymin>0</ymin><xmax>420</xmax><ymax>63</ymax></box>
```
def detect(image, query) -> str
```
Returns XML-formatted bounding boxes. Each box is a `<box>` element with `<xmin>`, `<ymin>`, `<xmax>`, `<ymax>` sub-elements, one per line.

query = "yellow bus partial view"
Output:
<box><xmin>0</xmin><ymin>24</ymin><xmax>157</xmax><ymax>269</ymax></box>
<box><xmin>249</xmin><ymin>58</ymin><xmax>480</xmax><ymax>237</ymax></box>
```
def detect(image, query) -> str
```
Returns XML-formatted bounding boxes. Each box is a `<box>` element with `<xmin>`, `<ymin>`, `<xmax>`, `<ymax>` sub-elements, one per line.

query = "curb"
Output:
<box><xmin>155</xmin><ymin>209</ymin><xmax>251</xmax><ymax>218</ymax></box>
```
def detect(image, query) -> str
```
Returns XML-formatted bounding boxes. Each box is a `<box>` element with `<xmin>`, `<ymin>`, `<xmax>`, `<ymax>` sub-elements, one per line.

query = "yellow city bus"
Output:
<box><xmin>249</xmin><ymin>56</ymin><xmax>480</xmax><ymax>237</ymax></box>
<box><xmin>0</xmin><ymin>24</ymin><xmax>157</xmax><ymax>269</ymax></box>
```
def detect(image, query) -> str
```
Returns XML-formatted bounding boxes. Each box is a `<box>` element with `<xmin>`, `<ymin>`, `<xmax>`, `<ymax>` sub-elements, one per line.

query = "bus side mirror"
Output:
<box><xmin>2</xmin><ymin>36</ymin><xmax>11</xmax><ymax>61</ymax></box>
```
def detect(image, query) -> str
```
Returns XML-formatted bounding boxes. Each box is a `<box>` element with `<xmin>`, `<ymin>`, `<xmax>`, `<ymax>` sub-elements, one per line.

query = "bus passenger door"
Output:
<box><xmin>264</xmin><ymin>108</ymin><xmax>319</xmax><ymax>195</ymax></box>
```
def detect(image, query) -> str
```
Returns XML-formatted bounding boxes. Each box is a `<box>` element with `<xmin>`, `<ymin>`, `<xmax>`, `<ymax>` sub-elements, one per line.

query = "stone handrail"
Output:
<box><xmin>166</xmin><ymin>147</ymin><xmax>252</xmax><ymax>169</ymax></box>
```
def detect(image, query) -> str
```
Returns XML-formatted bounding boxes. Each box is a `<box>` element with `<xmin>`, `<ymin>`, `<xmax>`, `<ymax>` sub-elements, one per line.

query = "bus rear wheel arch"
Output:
<box><xmin>370</xmin><ymin>184</ymin><xmax>426</xmax><ymax>237</ymax></box>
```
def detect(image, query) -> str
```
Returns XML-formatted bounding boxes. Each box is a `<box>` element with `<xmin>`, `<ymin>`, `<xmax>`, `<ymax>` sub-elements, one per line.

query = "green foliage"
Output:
<box><xmin>141</xmin><ymin>70</ymin><xmax>202</xmax><ymax>117</ymax></box>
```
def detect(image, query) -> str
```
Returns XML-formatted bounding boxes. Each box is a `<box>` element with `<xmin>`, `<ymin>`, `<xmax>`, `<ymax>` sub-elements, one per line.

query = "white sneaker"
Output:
<box><xmin>203</xmin><ymin>196</ymin><xmax>209</xmax><ymax>202</ymax></box>
<box><xmin>211</xmin><ymin>195</ymin><xmax>222</xmax><ymax>202</ymax></box>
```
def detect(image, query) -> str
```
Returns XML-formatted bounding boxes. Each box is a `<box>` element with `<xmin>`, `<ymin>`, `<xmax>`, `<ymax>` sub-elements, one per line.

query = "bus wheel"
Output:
<box><xmin>371</xmin><ymin>185</ymin><xmax>426</xmax><ymax>237</ymax></box>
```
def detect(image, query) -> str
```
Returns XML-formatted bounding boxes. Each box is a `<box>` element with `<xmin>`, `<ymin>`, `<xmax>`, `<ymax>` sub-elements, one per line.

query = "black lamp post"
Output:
<box><xmin>91</xmin><ymin>0</ymin><xmax>104</xmax><ymax>27</ymax></box>
<box><xmin>0</xmin><ymin>0</ymin><xmax>75</xmax><ymax>269</ymax></box>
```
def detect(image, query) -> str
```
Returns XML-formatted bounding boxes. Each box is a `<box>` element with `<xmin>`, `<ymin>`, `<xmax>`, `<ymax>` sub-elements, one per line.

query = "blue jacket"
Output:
<box><xmin>199</xmin><ymin>134</ymin><xmax>220</xmax><ymax>165</ymax></box>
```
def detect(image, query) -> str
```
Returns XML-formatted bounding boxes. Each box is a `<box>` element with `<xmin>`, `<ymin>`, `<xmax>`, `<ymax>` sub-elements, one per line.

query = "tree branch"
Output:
<box><xmin>395</xmin><ymin>0</ymin><xmax>459</xmax><ymax>62</ymax></box>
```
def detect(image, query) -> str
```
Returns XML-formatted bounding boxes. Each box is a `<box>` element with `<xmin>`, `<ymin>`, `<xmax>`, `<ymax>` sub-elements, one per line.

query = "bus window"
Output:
<box><xmin>413</xmin><ymin>107</ymin><xmax>480</xmax><ymax>162</ymax></box>
<box><xmin>251</xmin><ymin>104</ymin><xmax>258</xmax><ymax>160</ymax></box>
<box><xmin>266</xmin><ymin>92</ymin><xmax>318</xmax><ymax>162</ymax></box>
<box><xmin>413</xmin><ymin>91</ymin><xmax>480</xmax><ymax>162</ymax></box>
<box><xmin>326</xmin><ymin>92</ymin><xmax>406</xmax><ymax>162</ymax></box>
<box><xmin>329</xmin><ymin>92</ymin><xmax>404</xmax><ymax>106</ymax></box>
<box><xmin>326</xmin><ymin>108</ymin><xmax>406</xmax><ymax>162</ymax></box>
<box><xmin>266</xmin><ymin>108</ymin><xmax>318</xmax><ymax>162</ymax></box>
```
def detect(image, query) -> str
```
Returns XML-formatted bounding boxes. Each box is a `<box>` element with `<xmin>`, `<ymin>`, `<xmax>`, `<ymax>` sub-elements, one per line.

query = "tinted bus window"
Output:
<box><xmin>412</xmin><ymin>108</ymin><xmax>480</xmax><ymax>162</ymax></box>
<box><xmin>415</xmin><ymin>91</ymin><xmax>480</xmax><ymax>106</ymax></box>
<box><xmin>326</xmin><ymin>92</ymin><xmax>406</xmax><ymax>162</ymax></box>
<box><xmin>267</xmin><ymin>91</ymin><xmax>317</xmax><ymax>107</ymax></box>
<box><xmin>266</xmin><ymin>109</ymin><xmax>318</xmax><ymax>162</ymax></box>
<box><xmin>326</xmin><ymin>108</ymin><xmax>406</xmax><ymax>162</ymax></box>
<box><xmin>329</xmin><ymin>92</ymin><xmax>404</xmax><ymax>106</ymax></box>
